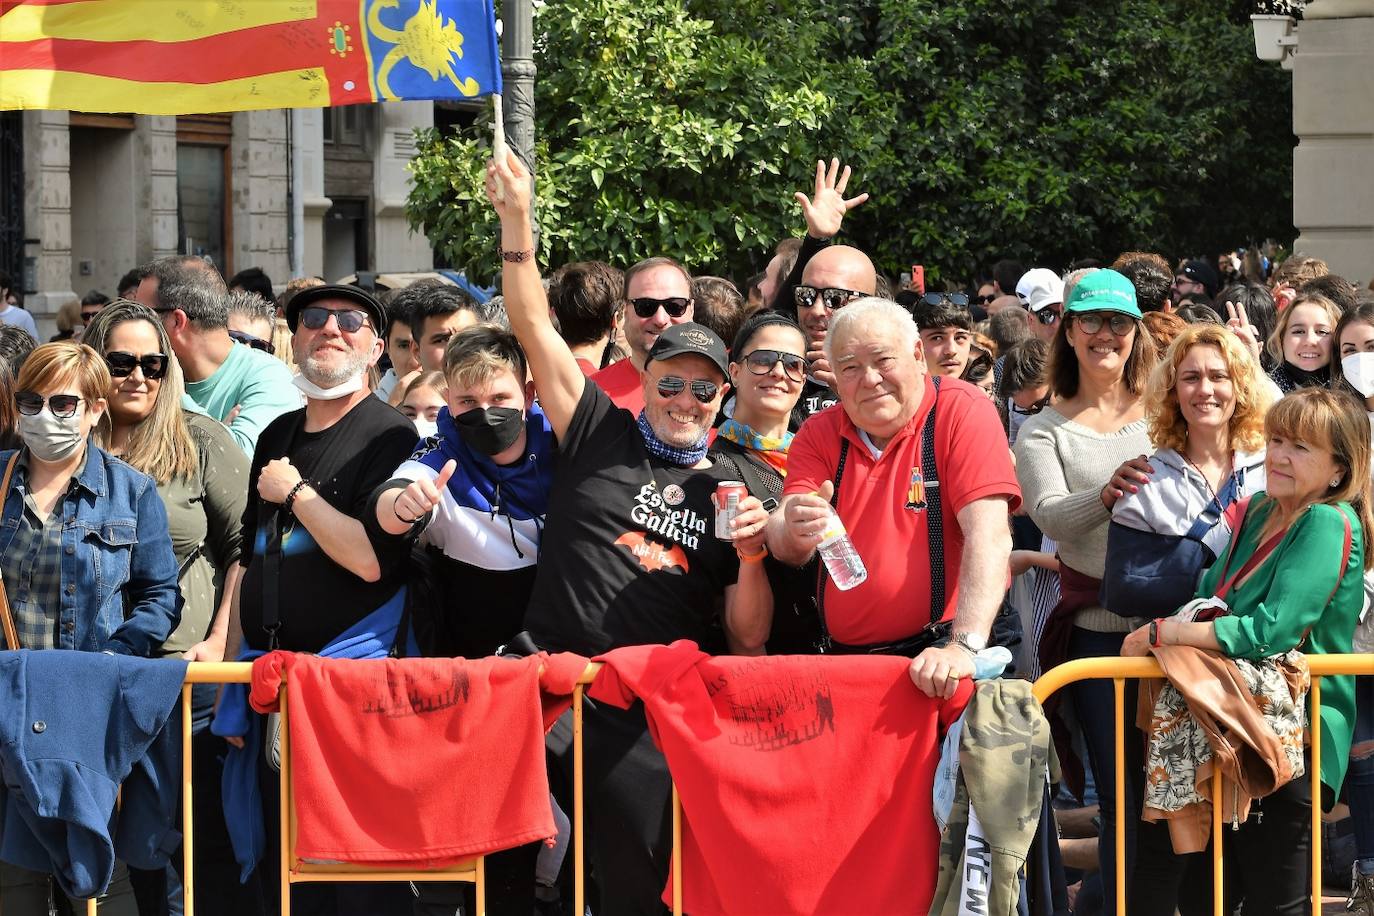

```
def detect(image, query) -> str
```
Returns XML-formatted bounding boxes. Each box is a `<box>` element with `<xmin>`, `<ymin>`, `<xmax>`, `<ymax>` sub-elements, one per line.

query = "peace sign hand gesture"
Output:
<box><xmin>795</xmin><ymin>158</ymin><xmax>869</xmax><ymax>240</ymax></box>
<box><xmin>1224</xmin><ymin>300</ymin><xmax>1262</xmax><ymax>364</ymax></box>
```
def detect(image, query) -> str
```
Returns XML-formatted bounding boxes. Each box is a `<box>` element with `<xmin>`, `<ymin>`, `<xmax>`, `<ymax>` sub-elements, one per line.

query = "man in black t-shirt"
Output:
<box><xmin>487</xmin><ymin>152</ymin><xmax>772</xmax><ymax>915</ymax></box>
<box><xmin>227</xmin><ymin>283</ymin><xmax>417</xmax><ymax>657</ymax></box>
<box><xmin>222</xmin><ymin>283</ymin><xmax>416</xmax><ymax>915</ymax></box>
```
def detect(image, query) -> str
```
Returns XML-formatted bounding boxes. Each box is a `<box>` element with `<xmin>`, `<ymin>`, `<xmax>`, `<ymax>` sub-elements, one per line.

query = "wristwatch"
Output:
<box><xmin>951</xmin><ymin>631</ymin><xmax>987</xmax><ymax>656</ymax></box>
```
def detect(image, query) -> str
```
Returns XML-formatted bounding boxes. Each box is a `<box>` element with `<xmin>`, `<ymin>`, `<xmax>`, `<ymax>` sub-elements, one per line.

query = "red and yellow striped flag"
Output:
<box><xmin>0</xmin><ymin>0</ymin><xmax>503</xmax><ymax>114</ymax></box>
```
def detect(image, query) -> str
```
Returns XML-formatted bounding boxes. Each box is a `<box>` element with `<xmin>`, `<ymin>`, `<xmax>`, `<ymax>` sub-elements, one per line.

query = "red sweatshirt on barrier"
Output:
<box><xmin>588</xmin><ymin>641</ymin><xmax>973</xmax><ymax>916</ymax></box>
<box><xmin>250</xmin><ymin>651</ymin><xmax>588</xmax><ymax>867</ymax></box>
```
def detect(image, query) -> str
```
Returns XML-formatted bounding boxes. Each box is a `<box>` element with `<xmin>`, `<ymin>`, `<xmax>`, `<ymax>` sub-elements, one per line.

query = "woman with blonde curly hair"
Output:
<box><xmin>1103</xmin><ymin>323</ymin><xmax>1274</xmax><ymax>618</ymax></box>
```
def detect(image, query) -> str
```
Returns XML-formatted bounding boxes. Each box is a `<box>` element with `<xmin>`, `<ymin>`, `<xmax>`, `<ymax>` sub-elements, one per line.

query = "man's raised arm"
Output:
<box><xmin>485</xmin><ymin>152</ymin><xmax>585</xmax><ymax>442</ymax></box>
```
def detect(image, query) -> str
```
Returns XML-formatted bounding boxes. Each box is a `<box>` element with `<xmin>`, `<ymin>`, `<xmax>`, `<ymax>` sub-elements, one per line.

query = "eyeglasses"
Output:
<box><xmin>656</xmin><ymin>375</ymin><xmax>720</xmax><ymax>404</ymax></box>
<box><xmin>1072</xmin><ymin>312</ymin><xmax>1135</xmax><ymax>336</ymax></box>
<box><xmin>105</xmin><ymin>351</ymin><xmax>169</xmax><ymax>380</ymax></box>
<box><xmin>921</xmin><ymin>292</ymin><xmax>970</xmax><ymax>307</ymax></box>
<box><xmin>794</xmin><ymin>286</ymin><xmax>864</xmax><ymax>311</ymax></box>
<box><xmin>973</xmin><ymin>294</ymin><xmax>996</xmax><ymax>306</ymax></box>
<box><xmin>741</xmin><ymin>348</ymin><xmax>806</xmax><ymax>382</ymax></box>
<box><xmin>299</xmin><ymin>306</ymin><xmax>371</xmax><ymax>333</ymax></box>
<box><xmin>1033</xmin><ymin>309</ymin><xmax>1059</xmax><ymax>326</ymax></box>
<box><xmin>630</xmin><ymin>297</ymin><xmax>691</xmax><ymax>319</ymax></box>
<box><xmin>229</xmin><ymin>330</ymin><xmax>276</xmax><ymax>355</ymax></box>
<box><xmin>16</xmin><ymin>391</ymin><xmax>83</xmax><ymax>418</ymax></box>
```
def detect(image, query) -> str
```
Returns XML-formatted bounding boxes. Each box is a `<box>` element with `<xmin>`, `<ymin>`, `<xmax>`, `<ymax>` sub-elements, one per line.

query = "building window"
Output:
<box><xmin>323</xmin><ymin>105</ymin><xmax>367</xmax><ymax>146</ymax></box>
<box><xmin>175</xmin><ymin>114</ymin><xmax>233</xmax><ymax>274</ymax></box>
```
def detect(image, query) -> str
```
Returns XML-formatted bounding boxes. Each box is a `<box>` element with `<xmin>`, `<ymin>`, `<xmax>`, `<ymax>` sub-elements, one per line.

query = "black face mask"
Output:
<box><xmin>453</xmin><ymin>406</ymin><xmax>525</xmax><ymax>456</ymax></box>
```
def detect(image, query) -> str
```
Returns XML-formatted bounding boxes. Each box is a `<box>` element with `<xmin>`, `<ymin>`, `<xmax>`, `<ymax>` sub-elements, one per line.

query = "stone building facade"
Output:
<box><xmin>2</xmin><ymin>101</ymin><xmax>435</xmax><ymax>338</ymax></box>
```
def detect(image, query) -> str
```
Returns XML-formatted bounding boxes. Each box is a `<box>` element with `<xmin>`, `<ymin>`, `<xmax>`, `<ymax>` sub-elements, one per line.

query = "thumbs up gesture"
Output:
<box><xmin>393</xmin><ymin>459</ymin><xmax>457</xmax><ymax>527</ymax></box>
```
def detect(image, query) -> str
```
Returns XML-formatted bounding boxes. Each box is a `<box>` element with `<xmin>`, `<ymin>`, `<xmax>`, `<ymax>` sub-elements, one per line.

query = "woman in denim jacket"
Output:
<box><xmin>0</xmin><ymin>342</ymin><xmax>180</xmax><ymax>913</ymax></box>
<box><xmin>0</xmin><ymin>341</ymin><xmax>180</xmax><ymax>657</ymax></box>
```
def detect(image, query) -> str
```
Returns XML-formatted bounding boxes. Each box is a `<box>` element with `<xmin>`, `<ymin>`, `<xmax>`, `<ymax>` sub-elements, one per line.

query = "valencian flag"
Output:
<box><xmin>0</xmin><ymin>0</ymin><xmax>502</xmax><ymax>114</ymax></box>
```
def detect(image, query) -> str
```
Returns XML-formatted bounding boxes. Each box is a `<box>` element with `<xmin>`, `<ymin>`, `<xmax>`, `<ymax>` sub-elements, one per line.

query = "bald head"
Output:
<box><xmin>795</xmin><ymin>245</ymin><xmax>878</xmax><ymax>349</ymax></box>
<box><xmin>801</xmin><ymin>245</ymin><xmax>877</xmax><ymax>296</ymax></box>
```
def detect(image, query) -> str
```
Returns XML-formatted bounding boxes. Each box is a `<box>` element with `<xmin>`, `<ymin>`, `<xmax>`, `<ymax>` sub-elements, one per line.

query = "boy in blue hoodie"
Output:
<box><xmin>372</xmin><ymin>323</ymin><xmax>556</xmax><ymax>659</ymax></box>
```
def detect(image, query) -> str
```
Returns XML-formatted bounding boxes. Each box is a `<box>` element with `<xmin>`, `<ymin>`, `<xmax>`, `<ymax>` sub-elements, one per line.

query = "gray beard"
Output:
<box><xmin>300</xmin><ymin>348</ymin><xmax>369</xmax><ymax>387</ymax></box>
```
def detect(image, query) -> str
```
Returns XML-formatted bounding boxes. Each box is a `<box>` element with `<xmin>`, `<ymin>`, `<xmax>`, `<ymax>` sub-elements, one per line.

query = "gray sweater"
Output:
<box><xmin>1013</xmin><ymin>407</ymin><xmax>1151</xmax><ymax>633</ymax></box>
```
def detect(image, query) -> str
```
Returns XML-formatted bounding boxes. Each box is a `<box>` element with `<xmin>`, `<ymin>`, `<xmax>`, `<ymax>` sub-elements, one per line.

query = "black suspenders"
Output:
<box><xmin>816</xmin><ymin>376</ymin><xmax>944</xmax><ymax>651</ymax></box>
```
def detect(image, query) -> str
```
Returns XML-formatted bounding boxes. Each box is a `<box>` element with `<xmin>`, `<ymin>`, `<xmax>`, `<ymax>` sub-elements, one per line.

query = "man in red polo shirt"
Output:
<box><xmin>766</xmin><ymin>297</ymin><xmax>1020</xmax><ymax>697</ymax></box>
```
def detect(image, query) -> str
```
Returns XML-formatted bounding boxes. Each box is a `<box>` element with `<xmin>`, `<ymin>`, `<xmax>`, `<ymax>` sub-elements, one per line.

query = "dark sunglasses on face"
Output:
<box><xmin>80</xmin><ymin>311</ymin><xmax>101</xmax><ymax>323</ymax></box>
<box><xmin>742</xmin><ymin>348</ymin><xmax>806</xmax><ymax>382</ymax></box>
<box><xmin>630</xmin><ymin>297</ymin><xmax>691</xmax><ymax>319</ymax></box>
<box><xmin>1033</xmin><ymin>308</ymin><xmax>1059</xmax><ymax>326</ymax></box>
<box><xmin>228</xmin><ymin>330</ymin><xmax>276</xmax><ymax>355</ymax></box>
<box><xmin>922</xmin><ymin>292</ymin><xmax>970</xmax><ymax>307</ymax></box>
<box><xmin>105</xmin><ymin>351</ymin><xmax>169</xmax><ymax>380</ymax></box>
<box><xmin>793</xmin><ymin>285</ymin><xmax>863</xmax><ymax>311</ymax></box>
<box><xmin>656</xmin><ymin>375</ymin><xmax>720</xmax><ymax>404</ymax></box>
<box><xmin>973</xmin><ymin>294</ymin><xmax>996</xmax><ymax>306</ymax></box>
<box><xmin>299</xmin><ymin>306</ymin><xmax>370</xmax><ymax>333</ymax></box>
<box><xmin>16</xmin><ymin>391</ymin><xmax>83</xmax><ymax>418</ymax></box>
<box><xmin>1073</xmin><ymin>312</ymin><xmax>1134</xmax><ymax>336</ymax></box>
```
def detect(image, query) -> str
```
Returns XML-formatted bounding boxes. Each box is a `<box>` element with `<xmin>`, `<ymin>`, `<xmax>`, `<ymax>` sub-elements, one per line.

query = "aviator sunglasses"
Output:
<box><xmin>105</xmin><ymin>351</ymin><xmax>169</xmax><ymax>380</ymax></box>
<box><xmin>656</xmin><ymin>376</ymin><xmax>720</xmax><ymax>403</ymax></box>
<box><xmin>741</xmin><ymin>349</ymin><xmax>806</xmax><ymax>382</ymax></box>
<box><xmin>16</xmin><ymin>391</ymin><xmax>84</xmax><ymax>418</ymax></box>
<box><xmin>630</xmin><ymin>297</ymin><xmax>691</xmax><ymax>319</ymax></box>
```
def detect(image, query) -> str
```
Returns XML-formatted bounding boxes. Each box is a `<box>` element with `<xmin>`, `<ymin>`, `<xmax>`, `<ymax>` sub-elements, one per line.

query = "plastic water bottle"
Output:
<box><xmin>818</xmin><ymin>506</ymin><xmax>867</xmax><ymax>590</ymax></box>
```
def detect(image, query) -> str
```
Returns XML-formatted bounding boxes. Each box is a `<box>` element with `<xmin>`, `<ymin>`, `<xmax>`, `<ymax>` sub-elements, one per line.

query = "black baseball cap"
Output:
<box><xmin>645</xmin><ymin>322</ymin><xmax>729</xmax><ymax>380</ymax></box>
<box><xmin>1179</xmin><ymin>260</ymin><xmax>1220</xmax><ymax>299</ymax></box>
<box><xmin>285</xmin><ymin>284</ymin><xmax>387</xmax><ymax>333</ymax></box>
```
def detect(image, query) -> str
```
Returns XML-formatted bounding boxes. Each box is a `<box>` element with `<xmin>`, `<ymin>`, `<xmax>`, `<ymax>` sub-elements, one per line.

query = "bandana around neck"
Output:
<box><xmin>717</xmin><ymin>418</ymin><xmax>792</xmax><ymax>474</ymax></box>
<box><xmin>636</xmin><ymin>410</ymin><xmax>709</xmax><ymax>467</ymax></box>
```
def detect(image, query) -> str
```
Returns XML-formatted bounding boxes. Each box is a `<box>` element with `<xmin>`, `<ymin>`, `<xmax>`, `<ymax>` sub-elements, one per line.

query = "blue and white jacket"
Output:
<box><xmin>391</xmin><ymin>404</ymin><xmax>557</xmax><ymax>570</ymax></box>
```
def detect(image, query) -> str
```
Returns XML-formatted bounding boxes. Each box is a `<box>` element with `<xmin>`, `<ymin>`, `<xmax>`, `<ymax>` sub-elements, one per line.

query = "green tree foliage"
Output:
<box><xmin>407</xmin><ymin>0</ymin><xmax>1294</xmax><ymax>286</ymax></box>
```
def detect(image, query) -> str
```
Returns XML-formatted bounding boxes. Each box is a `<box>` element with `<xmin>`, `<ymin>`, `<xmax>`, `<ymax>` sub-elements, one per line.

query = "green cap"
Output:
<box><xmin>1064</xmin><ymin>269</ymin><xmax>1141</xmax><ymax>319</ymax></box>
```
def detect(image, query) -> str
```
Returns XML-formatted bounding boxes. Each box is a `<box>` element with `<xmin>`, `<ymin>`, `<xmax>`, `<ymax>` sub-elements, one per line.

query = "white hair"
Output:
<box><xmin>824</xmin><ymin>297</ymin><xmax>919</xmax><ymax>364</ymax></box>
<box><xmin>1062</xmin><ymin>267</ymin><xmax>1099</xmax><ymax>305</ymax></box>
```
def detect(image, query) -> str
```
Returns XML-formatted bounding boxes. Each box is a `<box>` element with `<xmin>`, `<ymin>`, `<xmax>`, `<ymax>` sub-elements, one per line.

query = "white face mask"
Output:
<box><xmin>292</xmin><ymin>372</ymin><xmax>364</xmax><ymax>401</ymax></box>
<box><xmin>19</xmin><ymin>408</ymin><xmax>85</xmax><ymax>463</ymax></box>
<box><xmin>413</xmin><ymin>418</ymin><xmax>439</xmax><ymax>440</ymax></box>
<box><xmin>1343</xmin><ymin>352</ymin><xmax>1374</xmax><ymax>398</ymax></box>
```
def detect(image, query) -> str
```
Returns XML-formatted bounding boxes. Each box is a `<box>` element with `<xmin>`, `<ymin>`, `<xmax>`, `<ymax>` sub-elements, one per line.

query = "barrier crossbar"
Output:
<box><xmin>68</xmin><ymin>654</ymin><xmax>1374</xmax><ymax>916</ymax></box>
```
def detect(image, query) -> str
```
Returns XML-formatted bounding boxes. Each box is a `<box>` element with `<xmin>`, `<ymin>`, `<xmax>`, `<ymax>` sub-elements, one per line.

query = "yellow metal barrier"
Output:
<box><xmin>1032</xmin><ymin>654</ymin><xmax>1374</xmax><ymax>916</ymax></box>
<box><xmin>68</xmin><ymin>654</ymin><xmax>1372</xmax><ymax>916</ymax></box>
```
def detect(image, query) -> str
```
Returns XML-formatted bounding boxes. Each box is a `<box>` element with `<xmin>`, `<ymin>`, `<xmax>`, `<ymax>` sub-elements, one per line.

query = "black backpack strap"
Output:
<box><xmin>923</xmin><ymin>376</ymin><xmax>945</xmax><ymax>625</ymax></box>
<box><xmin>711</xmin><ymin>438</ymin><xmax>779</xmax><ymax>511</ymax></box>
<box><xmin>260</xmin><ymin>412</ymin><xmax>306</xmax><ymax>650</ymax></box>
<box><xmin>816</xmin><ymin>376</ymin><xmax>945</xmax><ymax>651</ymax></box>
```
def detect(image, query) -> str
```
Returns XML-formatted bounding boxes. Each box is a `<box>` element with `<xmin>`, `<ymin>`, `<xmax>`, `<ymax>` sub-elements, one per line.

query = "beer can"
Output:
<box><xmin>713</xmin><ymin>481</ymin><xmax>747</xmax><ymax>541</ymax></box>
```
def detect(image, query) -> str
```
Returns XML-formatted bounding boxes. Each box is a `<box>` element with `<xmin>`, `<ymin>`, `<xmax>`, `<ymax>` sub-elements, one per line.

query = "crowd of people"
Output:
<box><xmin>3</xmin><ymin>153</ymin><xmax>1374</xmax><ymax>916</ymax></box>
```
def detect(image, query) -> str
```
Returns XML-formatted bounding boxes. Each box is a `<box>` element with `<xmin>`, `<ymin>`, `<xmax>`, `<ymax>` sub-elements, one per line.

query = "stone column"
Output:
<box><xmin>134</xmin><ymin>116</ymin><xmax>180</xmax><ymax>264</ymax></box>
<box><xmin>230</xmin><ymin>110</ymin><xmax>291</xmax><ymax>281</ymax></box>
<box><xmin>373</xmin><ymin>101</ymin><xmax>434</xmax><ymax>270</ymax></box>
<box><xmin>21</xmin><ymin>110</ymin><xmax>75</xmax><ymax>335</ymax></box>
<box><xmin>1291</xmin><ymin>1</ymin><xmax>1374</xmax><ymax>285</ymax></box>
<box><xmin>294</xmin><ymin>109</ymin><xmax>331</xmax><ymax>280</ymax></box>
